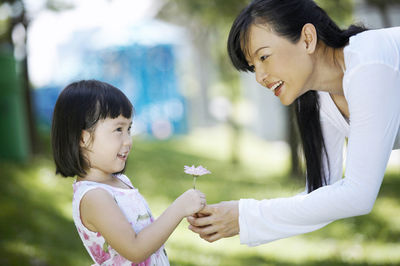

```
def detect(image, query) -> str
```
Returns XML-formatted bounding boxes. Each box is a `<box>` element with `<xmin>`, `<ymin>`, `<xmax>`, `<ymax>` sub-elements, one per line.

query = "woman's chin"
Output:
<box><xmin>279</xmin><ymin>96</ymin><xmax>294</xmax><ymax>106</ymax></box>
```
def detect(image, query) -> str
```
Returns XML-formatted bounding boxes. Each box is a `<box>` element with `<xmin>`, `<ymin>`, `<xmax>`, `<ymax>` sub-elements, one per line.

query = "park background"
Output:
<box><xmin>0</xmin><ymin>0</ymin><xmax>399</xmax><ymax>265</ymax></box>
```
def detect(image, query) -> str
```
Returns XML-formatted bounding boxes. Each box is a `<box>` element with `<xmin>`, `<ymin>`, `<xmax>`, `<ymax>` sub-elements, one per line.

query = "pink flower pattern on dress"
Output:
<box><xmin>133</xmin><ymin>256</ymin><xmax>151</xmax><ymax>266</ymax></box>
<box><xmin>112</xmin><ymin>254</ymin><xmax>127</xmax><ymax>266</ymax></box>
<box><xmin>89</xmin><ymin>243</ymin><xmax>111</xmax><ymax>264</ymax></box>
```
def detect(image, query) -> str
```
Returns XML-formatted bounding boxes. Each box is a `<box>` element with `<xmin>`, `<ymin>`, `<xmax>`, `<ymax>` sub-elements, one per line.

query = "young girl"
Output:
<box><xmin>51</xmin><ymin>80</ymin><xmax>206</xmax><ymax>265</ymax></box>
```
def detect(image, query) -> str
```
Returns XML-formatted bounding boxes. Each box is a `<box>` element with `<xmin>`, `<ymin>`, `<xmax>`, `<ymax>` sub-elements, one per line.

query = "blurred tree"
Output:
<box><xmin>158</xmin><ymin>0</ymin><xmax>249</xmax><ymax>165</ymax></box>
<box><xmin>365</xmin><ymin>0</ymin><xmax>400</xmax><ymax>27</ymax></box>
<box><xmin>0</xmin><ymin>0</ymin><xmax>73</xmax><ymax>158</ymax></box>
<box><xmin>0</xmin><ymin>0</ymin><xmax>33</xmax><ymax>161</ymax></box>
<box><xmin>159</xmin><ymin>0</ymin><xmax>354</xmax><ymax>175</ymax></box>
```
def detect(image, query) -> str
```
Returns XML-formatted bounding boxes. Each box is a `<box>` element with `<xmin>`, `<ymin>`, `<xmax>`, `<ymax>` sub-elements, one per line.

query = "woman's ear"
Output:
<box><xmin>301</xmin><ymin>23</ymin><xmax>317</xmax><ymax>54</ymax></box>
<box><xmin>80</xmin><ymin>130</ymin><xmax>91</xmax><ymax>148</ymax></box>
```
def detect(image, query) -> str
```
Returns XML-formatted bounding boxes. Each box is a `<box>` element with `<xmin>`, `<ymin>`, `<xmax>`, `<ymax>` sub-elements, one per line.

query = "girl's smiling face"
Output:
<box><xmin>245</xmin><ymin>23</ymin><xmax>316</xmax><ymax>105</ymax></box>
<box><xmin>81</xmin><ymin>115</ymin><xmax>133</xmax><ymax>179</ymax></box>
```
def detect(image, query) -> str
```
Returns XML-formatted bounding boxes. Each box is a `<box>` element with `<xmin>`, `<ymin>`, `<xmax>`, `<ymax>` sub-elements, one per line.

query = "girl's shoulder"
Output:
<box><xmin>72</xmin><ymin>181</ymin><xmax>116</xmax><ymax>216</ymax></box>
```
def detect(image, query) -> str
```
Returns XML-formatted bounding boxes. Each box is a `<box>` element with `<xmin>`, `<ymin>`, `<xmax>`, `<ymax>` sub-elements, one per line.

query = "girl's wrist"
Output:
<box><xmin>170</xmin><ymin>198</ymin><xmax>186</xmax><ymax>220</ymax></box>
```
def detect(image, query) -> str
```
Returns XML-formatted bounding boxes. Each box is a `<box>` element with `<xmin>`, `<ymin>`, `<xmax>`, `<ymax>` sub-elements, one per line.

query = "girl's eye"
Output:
<box><xmin>128</xmin><ymin>126</ymin><xmax>132</xmax><ymax>133</ymax></box>
<box><xmin>116</xmin><ymin>127</ymin><xmax>123</xmax><ymax>132</ymax></box>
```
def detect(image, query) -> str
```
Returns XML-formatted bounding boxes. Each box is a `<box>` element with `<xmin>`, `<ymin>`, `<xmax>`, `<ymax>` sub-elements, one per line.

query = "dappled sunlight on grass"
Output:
<box><xmin>0</xmin><ymin>158</ymin><xmax>90</xmax><ymax>265</ymax></box>
<box><xmin>1</xmin><ymin>126</ymin><xmax>399</xmax><ymax>265</ymax></box>
<box><xmin>176</xmin><ymin>125</ymin><xmax>292</xmax><ymax>176</ymax></box>
<box><xmin>373</xmin><ymin>198</ymin><xmax>400</xmax><ymax>232</ymax></box>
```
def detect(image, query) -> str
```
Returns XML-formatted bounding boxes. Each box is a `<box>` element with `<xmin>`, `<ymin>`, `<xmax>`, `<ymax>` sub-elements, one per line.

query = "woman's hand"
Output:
<box><xmin>187</xmin><ymin>200</ymin><xmax>239</xmax><ymax>242</ymax></box>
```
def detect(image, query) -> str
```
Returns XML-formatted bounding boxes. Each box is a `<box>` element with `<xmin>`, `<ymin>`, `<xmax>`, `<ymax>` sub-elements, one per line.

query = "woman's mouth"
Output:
<box><xmin>267</xmin><ymin>80</ymin><xmax>284</xmax><ymax>96</ymax></box>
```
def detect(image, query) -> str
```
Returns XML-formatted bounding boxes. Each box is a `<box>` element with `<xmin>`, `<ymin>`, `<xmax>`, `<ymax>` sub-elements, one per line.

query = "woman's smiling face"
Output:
<box><xmin>245</xmin><ymin>23</ymin><xmax>315</xmax><ymax>105</ymax></box>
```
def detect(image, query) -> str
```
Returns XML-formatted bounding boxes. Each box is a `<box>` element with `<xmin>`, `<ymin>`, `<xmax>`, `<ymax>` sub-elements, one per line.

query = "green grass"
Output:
<box><xmin>1</xmin><ymin>126</ymin><xmax>399</xmax><ymax>265</ymax></box>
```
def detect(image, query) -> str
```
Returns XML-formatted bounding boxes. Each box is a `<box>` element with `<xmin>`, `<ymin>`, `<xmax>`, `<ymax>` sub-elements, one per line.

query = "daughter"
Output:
<box><xmin>51</xmin><ymin>80</ymin><xmax>206</xmax><ymax>265</ymax></box>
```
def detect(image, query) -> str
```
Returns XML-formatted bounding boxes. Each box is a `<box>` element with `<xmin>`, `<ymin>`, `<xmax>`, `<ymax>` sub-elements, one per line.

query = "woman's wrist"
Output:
<box><xmin>229</xmin><ymin>200</ymin><xmax>240</xmax><ymax>235</ymax></box>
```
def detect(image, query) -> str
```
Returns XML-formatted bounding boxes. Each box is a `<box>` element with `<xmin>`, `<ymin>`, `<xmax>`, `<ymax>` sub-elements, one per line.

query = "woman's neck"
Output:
<box><xmin>309</xmin><ymin>43</ymin><xmax>345</xmax><ymax>95</ymax></box>
<box><xmin>311</xmin><ymin>43</ymin><xmax>350</xmax><ymax>119</ymax></box>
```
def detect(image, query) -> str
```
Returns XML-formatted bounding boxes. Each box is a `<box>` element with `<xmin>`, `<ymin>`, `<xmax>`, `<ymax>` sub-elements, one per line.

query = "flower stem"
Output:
<box><xmin>193</xmin><ymin>176</ymin><xmax>197</xmax><ymax>189</ymax></box>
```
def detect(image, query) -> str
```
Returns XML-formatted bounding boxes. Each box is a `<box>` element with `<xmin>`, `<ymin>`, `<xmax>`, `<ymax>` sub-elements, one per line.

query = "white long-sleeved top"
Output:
<box><xmin>239</xmin><ymin>27</ymin><xmax>400</xmax><ymax>246</ymax></box>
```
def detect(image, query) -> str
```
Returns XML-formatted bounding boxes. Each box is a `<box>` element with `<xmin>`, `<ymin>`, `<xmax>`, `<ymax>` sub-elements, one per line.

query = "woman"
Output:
<box><xmin>187</xmin><ymin>0</ymin><xmax>400</xmax><ymax>246</ymax></box>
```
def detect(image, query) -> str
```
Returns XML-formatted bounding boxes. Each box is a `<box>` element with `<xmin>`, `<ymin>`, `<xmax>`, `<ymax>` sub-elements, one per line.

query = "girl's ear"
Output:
<box><xmin>80</xmin><ymin>130</ymin><xmax>91</xmax><ymax>148</ymax></box>
<box><xmin>301</xmin><ymin>23</ymin><xmax>317</xmax><ymax>54</ymax></box>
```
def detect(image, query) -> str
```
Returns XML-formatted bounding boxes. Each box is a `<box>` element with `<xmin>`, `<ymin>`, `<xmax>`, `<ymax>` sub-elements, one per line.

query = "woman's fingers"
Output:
<box><xmin>187</xmin><ymin>201</ymin><xmax>240</xmax><ymax>242</ymax></box>
<box><xmin>188</xmin><ymin>222</ymin><xmax>219</xmax><ymax>235</ymax></box>
<box><xmin>200</xmin><ymin>232</ymin><xmax>222</xmax><ymax>243</ymax></box>
<box><xmin>197</xmin><ymin>224</ymin><xmax>219</xmax><ymax>235</ymax></box>
<box><xmin>196</xmin><ymin>204</ymin><xmax>215</xmax><ymax>215</ymax></box>
<box><xmin>187</xmin><ymin>213</ymin><xmax>214</xmax><ymax>227</ymax></box>
<box><xmin>186</xmin><ymin>204</ymin><xmax>215</xmax><ymax>225</ymax></box>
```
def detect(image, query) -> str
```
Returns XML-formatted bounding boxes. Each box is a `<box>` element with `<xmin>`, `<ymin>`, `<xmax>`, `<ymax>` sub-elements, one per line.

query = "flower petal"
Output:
<box><xmin>184</xmin><ymin>165</ymin><xmax>211</xmax><ymax>176</ymax></box>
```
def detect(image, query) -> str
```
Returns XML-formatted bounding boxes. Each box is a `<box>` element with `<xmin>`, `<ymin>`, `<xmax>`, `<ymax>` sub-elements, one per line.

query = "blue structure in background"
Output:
<box><xmin>33</xmin><ymin>43</ymin><xmax>187</xmax><ymax>139</ymax></box>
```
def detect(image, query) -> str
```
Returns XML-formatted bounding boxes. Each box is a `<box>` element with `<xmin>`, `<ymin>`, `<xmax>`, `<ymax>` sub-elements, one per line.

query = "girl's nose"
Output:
<box><xmin>124</xmin><ymin>133</ymin><xmax>132</xmax><ymax>146</ymax></box>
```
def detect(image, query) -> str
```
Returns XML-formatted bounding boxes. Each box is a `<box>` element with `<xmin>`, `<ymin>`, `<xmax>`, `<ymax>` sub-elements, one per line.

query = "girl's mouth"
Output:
<box><xmin>117</xmin><ymin>152</ymin><xmax>128</xmax><ymax>161</ymax></box>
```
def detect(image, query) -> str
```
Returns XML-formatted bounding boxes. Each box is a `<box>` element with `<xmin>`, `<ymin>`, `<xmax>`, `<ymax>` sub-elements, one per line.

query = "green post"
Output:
<box><xmin>0</xmin><ymin>51</ymin><xmax>30</xmax><ymax>161</ymax></box>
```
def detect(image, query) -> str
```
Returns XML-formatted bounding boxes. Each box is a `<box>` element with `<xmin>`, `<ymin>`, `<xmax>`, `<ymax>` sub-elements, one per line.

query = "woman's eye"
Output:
<box><xmin>116</xmin><ymin>127</ymin><xmax>122</xmax><ymax>132</ymax></box>
<box><xmin>260</xmin><ymin>55</ymin><xmax>269</xmax><ymax>62</ymax></box>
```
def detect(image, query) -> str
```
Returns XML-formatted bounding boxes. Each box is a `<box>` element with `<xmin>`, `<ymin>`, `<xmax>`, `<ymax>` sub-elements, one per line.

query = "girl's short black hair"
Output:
<box><xmin>51</xmin><ymin>79</ymin><xmax>133</xmax><ymax>178</ymax></box>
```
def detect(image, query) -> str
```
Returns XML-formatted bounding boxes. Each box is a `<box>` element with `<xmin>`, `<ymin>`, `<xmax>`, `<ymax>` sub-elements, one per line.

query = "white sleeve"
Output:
<box><xmin>239</xmin><ymin>63</ymin><xmax>400</xmax><ymax>246</ymax></box>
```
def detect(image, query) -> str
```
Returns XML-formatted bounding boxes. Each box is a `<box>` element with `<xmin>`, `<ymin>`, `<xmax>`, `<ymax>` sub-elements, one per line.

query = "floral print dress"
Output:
<box><xmin>72</xmin><ymin>174</ymin><xmax>170</xmax><ymax>266</ymax></box>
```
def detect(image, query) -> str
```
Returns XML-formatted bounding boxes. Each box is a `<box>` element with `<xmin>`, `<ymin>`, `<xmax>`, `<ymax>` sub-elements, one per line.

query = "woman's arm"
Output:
<box><xmin>81</xmin><ymin>188</ymin><xmax>205</xmax><ymax>262</ymax></box>
<box><xmin>188</xmin><ymin>95</ymin><xmax>346</xmax><ymax>243</ymax></box>
<box><xmin>190</xmin><ymin>64</ymin><xmax>400</xmax><ymax>246</ymax></box>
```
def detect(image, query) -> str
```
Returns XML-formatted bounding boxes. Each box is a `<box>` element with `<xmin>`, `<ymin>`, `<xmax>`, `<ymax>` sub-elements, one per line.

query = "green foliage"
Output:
<box><xmin>159</xmin><ymin>0</ymin><xmax>248</xmax><ymax>26</ymax></box>
<box><xmin>366</xmin><ymin>0</ymin><xmax>400</xmax><ymax>6</ymax></box>
<box><xmin>316</xmin><ymin>0</ymin><xmax>355</xmax><ymax>27</ymax></box>
<box><xmin>161</xmin><ymin>0</ymin><xmax>355</xmax><ymax>28</ymax></box>
<box><xmin>1</xmin><ymin>130</ymin><xmax>400</xmax><ymax>265</ymax></box>
<box><xmin>159</xmin><ymin>0</ymin><xmax>250</xmax><ymax>102</ymax></box>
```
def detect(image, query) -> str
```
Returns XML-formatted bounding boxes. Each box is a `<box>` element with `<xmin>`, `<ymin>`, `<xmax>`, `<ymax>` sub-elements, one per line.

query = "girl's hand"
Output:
<box><xmin>174</xmin><ymin>189</ymin><xmax>206</xmax><ymax>218</ymax></box>
<box><xmin>186</xmin><ymin>200</ymin><xmax>239</xmax><ymax>242</ymax></box>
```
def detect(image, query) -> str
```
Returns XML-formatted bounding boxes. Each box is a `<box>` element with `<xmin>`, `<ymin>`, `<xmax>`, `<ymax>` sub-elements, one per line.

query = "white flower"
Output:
<box><xmin>184</xmin><ymin>165</ymin><xmax>211</xmax><ymax>176</ymax></box>
<box><xmin>184</xmin><ymin>165</ymin><xmax>211</xmax><ymax>189</ymax></box>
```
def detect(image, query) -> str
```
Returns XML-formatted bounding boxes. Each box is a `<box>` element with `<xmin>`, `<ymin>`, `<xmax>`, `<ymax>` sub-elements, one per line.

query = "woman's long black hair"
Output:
<box><xmin>227</xmin><ymin>0</ymin><xmax>366</xmax><ymax>192</ymax></box>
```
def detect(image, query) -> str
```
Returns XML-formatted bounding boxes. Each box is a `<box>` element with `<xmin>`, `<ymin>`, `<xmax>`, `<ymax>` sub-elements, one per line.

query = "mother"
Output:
<box><xmin>188</xmin><ymin>0</ymin><xmax>400</xmax><ymax>246</ymax></box>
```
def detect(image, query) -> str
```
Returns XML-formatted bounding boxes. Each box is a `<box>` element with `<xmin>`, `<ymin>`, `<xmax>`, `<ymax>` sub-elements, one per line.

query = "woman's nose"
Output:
<box><xmin>255</xmin><ymin>67</ymin><xmax>268</xmax><ymax>87</ymax></box>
